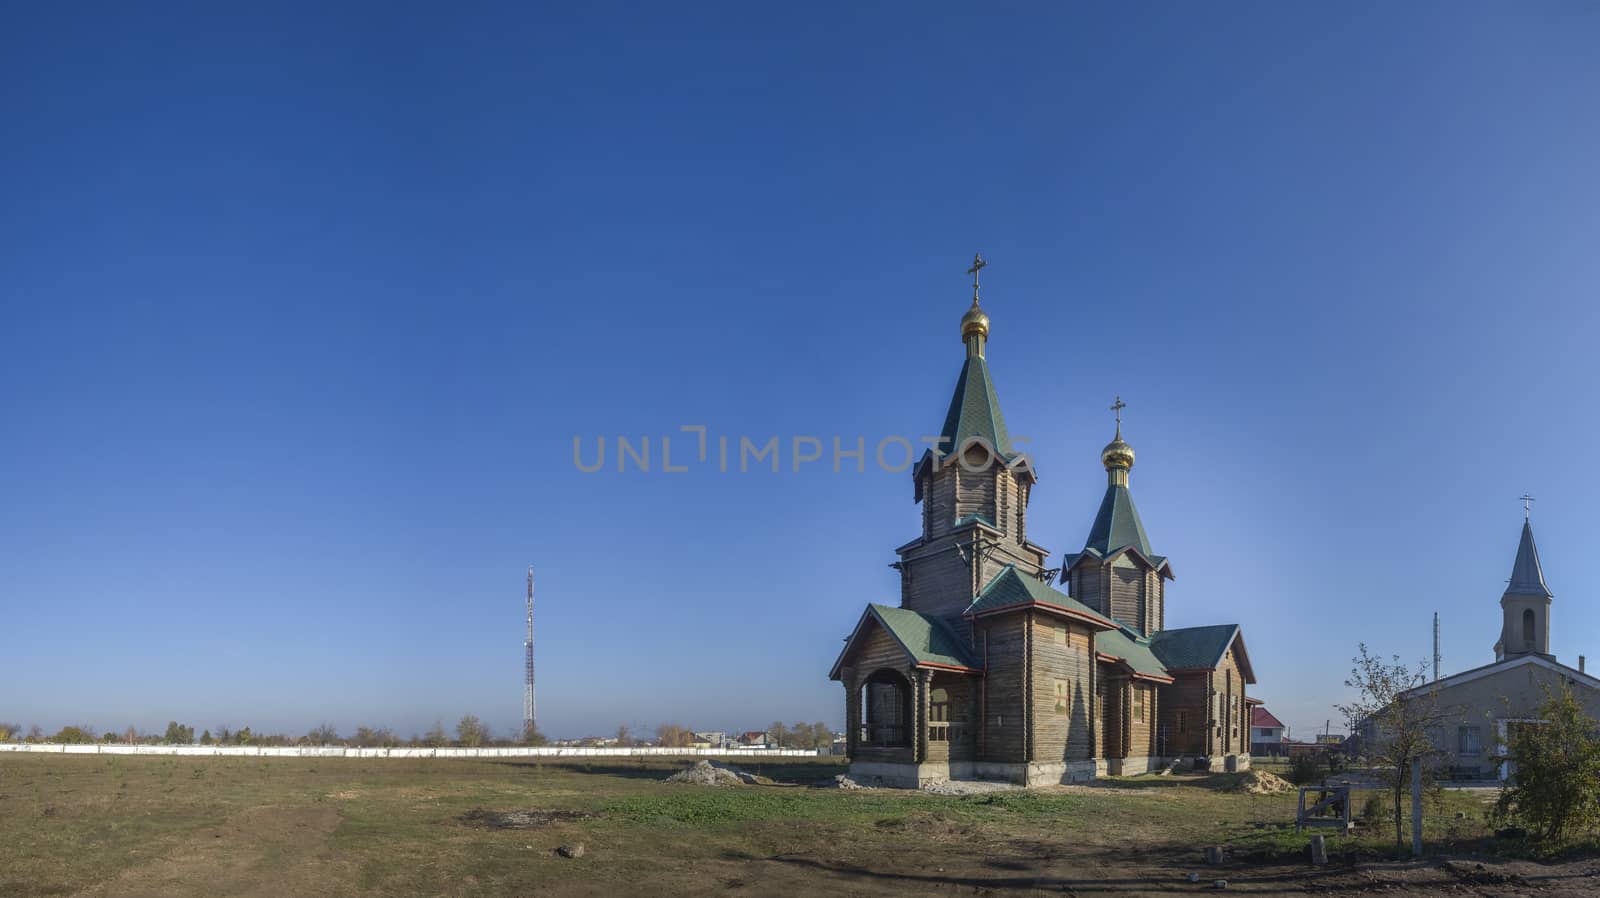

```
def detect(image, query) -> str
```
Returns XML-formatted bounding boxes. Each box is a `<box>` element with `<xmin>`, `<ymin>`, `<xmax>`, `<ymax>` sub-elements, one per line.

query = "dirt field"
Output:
<box><xmin>3</xmin><ymin>753</ymin><xmax>1598</xmax><ymax>897</ymax></box>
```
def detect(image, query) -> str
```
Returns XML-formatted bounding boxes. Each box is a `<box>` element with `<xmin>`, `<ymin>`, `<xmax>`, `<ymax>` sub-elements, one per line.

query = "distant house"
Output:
<box><xmin>1249</xmin><ymin>706</ymin><xmax>1287</xmax><ymax>757</ymax></box>
<box><xmin>693</xmin><ymin>731</ymin><xmax>728</xmax><ymax>749</ymax></box>
<box><xmin>737</xmin><ymin>731</ymin><xmax>768</xmax><ymax>748</ymax></box>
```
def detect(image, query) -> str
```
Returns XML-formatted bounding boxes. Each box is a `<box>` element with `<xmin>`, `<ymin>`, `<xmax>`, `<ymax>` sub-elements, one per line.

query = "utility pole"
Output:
<box><xmin>524</xmin><ymin>566</ymin><xmax>536</xmax><ymax>738</ymax></box>
<box><xmin>1432</xmin><ymin>612</ymin><xmax>1441</xmax><ymax>682</ymax></box>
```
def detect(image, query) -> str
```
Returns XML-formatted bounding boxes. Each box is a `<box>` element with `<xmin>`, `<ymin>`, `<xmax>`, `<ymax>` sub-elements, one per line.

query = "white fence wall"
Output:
<box><xmin>0</xmin><ymin>743</ymin><xmax>822</xmax><ymax>759</ymax></box>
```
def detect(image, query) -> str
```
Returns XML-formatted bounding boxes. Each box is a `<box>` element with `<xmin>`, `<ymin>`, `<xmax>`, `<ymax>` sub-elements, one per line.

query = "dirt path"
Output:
<box><xmin>644</xmin><ymin>847</ymin><xmax>1600</xmax><ymax>897</ymax></box>
<box><xmin>70</xmin><ymin>804</ymin><xmax>352</xmax><ymax>898</ymax></box>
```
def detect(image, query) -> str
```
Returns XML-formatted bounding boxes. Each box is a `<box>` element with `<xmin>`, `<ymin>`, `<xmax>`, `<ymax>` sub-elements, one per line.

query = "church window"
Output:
<box><xmin>928</xmin><ymin>687</ymin><xmax>950</xmax><ymax>742</ymax></box>
<box><xmin>1055</xmin><ymin>624</ymin><xmax>1068</xmax><ymax>645</ymax></box>
<box><xmin>1176</xmin><ymin>710</ymin><xmax>1188</xmax><ymax>734</ymax></box>
<box><xmin>1458</xmin><ymin>726</ymin><xmax>1482</xmax><ymax>757</ymax></box>
<box><xmin>1055</xmin><ymin>679</ymin><xmax>1071</xmax><ymax>714</ymax></box>
<box><xmin>1522</xmin><ymin>609</ymin><xmax>1536</xmax><ymax>646</ymax></box>
<box><xmin>1133</xmin><ymin>686</ymin><xmax>1145</xmax><ymax>722</ymax></box>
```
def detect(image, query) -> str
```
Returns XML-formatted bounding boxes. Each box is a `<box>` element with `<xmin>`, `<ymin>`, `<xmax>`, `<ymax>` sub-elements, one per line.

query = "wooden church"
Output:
<box><xmin>829</xmin><ymin>257</ymin><xmax>1257</xmax><ymax>787</ymax></box>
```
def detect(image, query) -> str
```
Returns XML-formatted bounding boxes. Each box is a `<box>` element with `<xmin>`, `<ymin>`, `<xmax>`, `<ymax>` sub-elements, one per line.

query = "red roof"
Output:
<box><xmin>1252</xmin><ymin>707</ymin><xmax>1285</xmax><ymax>728</ymax></box>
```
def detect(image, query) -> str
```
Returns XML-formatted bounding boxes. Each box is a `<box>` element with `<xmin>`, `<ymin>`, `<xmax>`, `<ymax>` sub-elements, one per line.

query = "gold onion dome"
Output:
<box><xmin>1101</xmin><ymin>431</ymin><xmax>1135</xmax><ymax>471</ymax></box>
<box><xmin>960</xmin><ymin>299</ymin><xmax>990</xmax><ymax>340</ymax></box>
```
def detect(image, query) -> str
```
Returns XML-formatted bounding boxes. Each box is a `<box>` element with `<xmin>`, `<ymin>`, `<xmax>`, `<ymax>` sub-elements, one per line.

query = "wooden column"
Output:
<box><xmin>842</xmin><ymin>671</ymin><xmax>858</xmax><ymax>758</ymax></box>
<box><xmin>914</xmin><ymin>668</ymin><xmax>930</xmax><ymax>763</ymax></box>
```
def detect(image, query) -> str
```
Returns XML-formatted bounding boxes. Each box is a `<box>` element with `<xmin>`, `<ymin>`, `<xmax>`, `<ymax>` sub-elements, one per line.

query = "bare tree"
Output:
<box><xmin>1335</xmin><ymin>643</ymin><xmax>1445</xmax><ymax>856</ymax></box>
<box><xmin>655</xmin><ymin>723</ymin><xmax>692</xmax><ymax>747</ymax></box>
<box><xmin>306</xmin><ymin>722</ymin><xmax>341</xmax><ymax>745</ymax></box>
<box><xmin>521</xmin><ymin>722</ymin><xmax>548</xmax><ymax>746</ymax></box>
<box><xmin>811</xmin><ymin>721</ymin><xmax>833</xmax><ymax>751</ymax></box>
<box><xmin>423</xmin><ymin>721</ymin><xmax>449</xmax><ymax>747</ymax></box>
<box><xmin>615</xmin><ymin>725</ymin><xmax>632</xmax><ymax>747</ymax></box>
<box><xmin>456</xmin><ymin>714</ymin><xmax>486</xmax><ymax>747</ymax></box>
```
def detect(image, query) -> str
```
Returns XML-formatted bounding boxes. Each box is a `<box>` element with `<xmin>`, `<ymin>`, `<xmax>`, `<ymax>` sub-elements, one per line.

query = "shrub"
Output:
<box><xmin>1289</xmin><ymin>753</ymin><xmax>1322</xmax><ymax>785</ymax></box>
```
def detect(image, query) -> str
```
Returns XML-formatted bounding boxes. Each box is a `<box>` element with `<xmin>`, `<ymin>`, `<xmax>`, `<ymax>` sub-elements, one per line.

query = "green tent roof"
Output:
<box><xmin>937</xmin><ymin>355</ymin><xmax>1015</xmax><ymax>461</ymax></box>
<box><xmin>965</xmin><ymin>566</ymin><xmax>1113</xmax><ymax>626</ymax></box>
<box><xmin>1083</xmin><ymin>483</ymin><xmax>1155</xmax><ymax>559</ymax></box>
<box><xmin>1095</xmin><ymin>627</ymin><xmax>1171</xmax><ymax>679</ymax></box>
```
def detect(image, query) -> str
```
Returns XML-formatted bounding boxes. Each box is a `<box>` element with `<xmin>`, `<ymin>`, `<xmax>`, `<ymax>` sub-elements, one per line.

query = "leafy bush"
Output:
<box><xmin>1493</xmin><ymin>683</ymin><xmax>1600</xmax><ymax>843</ymax></box>
<box><xmin>1289</xmin><ymin>753</ymin><xmax>1322</xmax><ymax>784</ymax></box>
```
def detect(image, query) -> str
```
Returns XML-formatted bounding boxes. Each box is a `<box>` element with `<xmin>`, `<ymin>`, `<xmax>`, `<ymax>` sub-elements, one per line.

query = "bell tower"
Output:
<box><xmin>1495</xmin><ymin>499</ymin><xmax>1553</xmax><ymax>661</ymax></box>
<box><xmin>895</xmin><ymin>255</ymin><xmax>1050</xmax><ymax>624</ymax></box>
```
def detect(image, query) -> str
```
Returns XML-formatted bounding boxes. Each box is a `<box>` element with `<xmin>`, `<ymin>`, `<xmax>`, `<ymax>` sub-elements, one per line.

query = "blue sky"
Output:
<box><xmin>3</xmin><ymin>3</ymin><xmax>1599</xmax><ymax>741</ymax></box>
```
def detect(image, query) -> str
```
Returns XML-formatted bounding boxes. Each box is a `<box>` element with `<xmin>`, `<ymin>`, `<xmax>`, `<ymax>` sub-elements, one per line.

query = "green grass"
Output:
<box><xmin>0</xmin><ymin>753</ymin><xmax>1554</xmax><ymax>898</ymax></box>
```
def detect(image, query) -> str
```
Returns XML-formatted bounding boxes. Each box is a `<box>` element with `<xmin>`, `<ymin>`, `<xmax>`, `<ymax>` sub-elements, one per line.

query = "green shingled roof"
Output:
<box><xmin>866</xmin><ymin>604</ymin><xmax>979</xmax><ymax>669</ymax></box>
<box><xmin>937</xmin><ymin>355</ymin><xmax>1015</xmax><ymax>460</ymax></box>
<box><xmin>1149</xmin><ymin>624</ymin><xmax>1239</xmax><ymax>670</ymax></box>
<box><xmin>964</xmin><ymin>566</ymin><xmax>1113</xmax><ymax>626</ymax></box>
<box><xmin>1095</xmin><ymin>627</ymin><xmax>1171</xmax><ymax>679</ymax></box>
<box><xmin>1083</xmin><ymin>484</ymin><xmax>1154</xmax><ymax>558</ymax></box>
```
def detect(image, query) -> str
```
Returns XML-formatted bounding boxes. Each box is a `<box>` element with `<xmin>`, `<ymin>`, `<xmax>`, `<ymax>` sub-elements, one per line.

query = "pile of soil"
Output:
<box><xmin>664</xmin><ymin>760</ymin><xmax>747</xmax><ymax>786</ymax></box>
<box><xmin>1231</xmin><ymin>769</ymin><xmax>1294</xmax><ymax>795</ymax></box>
<box><xmin>833</xmin><ymin>774</ymin><xmax>865</xmax><ymax>790</ymax></box>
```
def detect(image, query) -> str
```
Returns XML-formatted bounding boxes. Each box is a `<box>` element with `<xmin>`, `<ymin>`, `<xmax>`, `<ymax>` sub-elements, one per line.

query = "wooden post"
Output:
<box><xmin>1411</xmin><ymin>757</ymin><xmax>1423</xmax><ymax>857</ymax></box>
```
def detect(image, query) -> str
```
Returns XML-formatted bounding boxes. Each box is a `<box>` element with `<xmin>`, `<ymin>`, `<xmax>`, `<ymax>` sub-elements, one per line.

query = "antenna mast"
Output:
<box><xmin>524</xmin><ymin>566</ymin><xmax>536</xmax><ymax>736</ymax></box>
<box><xmin>1432</xmin><ymin>611</ymin><xmax>1440</xmax><ymax>682</ymax></box>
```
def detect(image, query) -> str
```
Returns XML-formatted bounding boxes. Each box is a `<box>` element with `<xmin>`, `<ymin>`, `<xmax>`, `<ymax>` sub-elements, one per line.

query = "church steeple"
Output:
<box><xmin>1064</xmin><ymin>399</ymin><xmax>1171</xmax><ymax>637</ymax></box>
<box><xmin>1496</xmin><ymin>506</ymin><xmax>1554</xmax><ymax>661</ymax></box>
<box><xmin>898</xmin><ymin>255</ymin><xmax>1049</xmax><ymax>624</ymax></box>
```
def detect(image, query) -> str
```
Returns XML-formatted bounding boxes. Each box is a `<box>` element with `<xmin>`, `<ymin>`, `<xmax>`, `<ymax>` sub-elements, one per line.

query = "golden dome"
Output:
<box><xmin>1101</xmin><ymin>433</ymin><xmax>1135</xmax><ymax>471</ymax></box>
<box><xmin>961</xmin><ymin>299</ymin><xmax>990</xmax><ymax>340</ymax></box>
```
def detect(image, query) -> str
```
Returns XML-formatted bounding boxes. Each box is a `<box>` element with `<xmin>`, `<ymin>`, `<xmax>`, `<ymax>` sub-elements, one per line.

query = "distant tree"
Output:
<box><xmin>655</xmin><ymin>723</ymin><xmax>693</xmax><ymax>747</ymax></box>
<box><xmin>101</xmin><ymin>730</ymin><xmax>118</xmax><ymax>743</ymax></box>
<box><xmin>424</xmin><ymin>721</ymin><xmax>449</xmax><ymax>747</ymax></box>
<box><xmin>200</xmin><ymin>730</ymin><xmax>214</xmax><ymax>745</ymax></box>
<box><xmin>352</xmin><ymin>726</ymin><xmax>395</xmax><ymax>748</ymax></box>
<box><xmin>53</xmin><ymin>725</ymin><xmax>95</xmax><ymax>744</ymax></box>
<box><xmin>0</xmin><ymin>722</ymin><xmax>17</xmax><ymax>742</ymax></box>
<box><xmin>306</xmin><ymin>722</ymin><xmax>341</xmax><ymax>745</ymax></box>
<box><xmin>120</xmin><ymin>725</ymin><xmax>137</xmax><ymax>745</ymax></box>
<box><xmin>1493</xmin><ymin>683</ymin><xmax>1600</xmax><ymax>843</ymax></box>
<box><xmin>456</xmin><ymin>715</ymin><xmax>486</xmax><ymax>747</ymax></box>
<box><xmin>806</xmin><ymin>720</ymin><xmax>832</xmax><ymax>749</ymax></box>
<box><xmin>214</xmin><ymin>726</ymin><xmax>233</xmax><ymax>745</ymax></box>
<box><xmin>787</xmin><ymin>720</ymin><xmax>812</xmax><ymax>749</ymax></box>
<box><xmin>615</xmin><ymin>725</ymin><xmax>632</xmax><ymax>747</ymax></box>
<box><xmin>234</xmin><ymin>726</ymin><xmax>254</xmax><ymax>746</ymax></box>
<box><xmin>163</xmin><ymin>721</ymin><xmax>195</xmax><ymax>744</ymax></box>
<box><xmin>769</xmin><ymin>722</ymin><xmax>789</xmax><ymax>749</ymax></box>
<box><xmin>522</xmin><ymin>722</ymin><xmax>548</xmax><ymax>746</ymax></box>
<box><xmin>1335</xmin><ymin>643</ymin><xmax>1445</xmax><ymax>857</ymax></box>
<box><xmin>27</xmin><ymin>724</ymin><xmax>45</xmax><ymax>743</ymax></box>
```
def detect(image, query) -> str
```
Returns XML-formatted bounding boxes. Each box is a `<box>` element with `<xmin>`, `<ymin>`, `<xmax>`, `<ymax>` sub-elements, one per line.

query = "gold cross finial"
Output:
<box><xmin>1110</xmin><ymin>395</ymin><xmax>1126</xmax><ymax>437</ymax></box>
<box><xmin>967</xmin><ymin>252</ymin><xmax>986</xmax><ymax>303</ymax></box>
<box><xmin>1520</xmin><ymin>493</ymin><xmax>1536</xmax><ymax>519</ymax></box>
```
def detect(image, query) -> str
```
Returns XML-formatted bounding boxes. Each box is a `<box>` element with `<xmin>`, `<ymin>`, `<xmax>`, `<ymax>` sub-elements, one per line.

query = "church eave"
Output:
<box><xmin>966</xmin><ymin>599</ymin><xmax>1116</xmax><ymax>631</ymax></box>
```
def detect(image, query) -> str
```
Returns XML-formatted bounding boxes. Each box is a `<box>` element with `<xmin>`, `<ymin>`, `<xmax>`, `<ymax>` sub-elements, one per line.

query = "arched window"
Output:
<box><xmin>860</xmin><ymin>670</ymin><xmax>910</xmax><ymax>746</ymax></box>
<box><xmin>1523</xmin><ymin>608</ymin><xmax>1536</xmax><ymax>646</ymax></box>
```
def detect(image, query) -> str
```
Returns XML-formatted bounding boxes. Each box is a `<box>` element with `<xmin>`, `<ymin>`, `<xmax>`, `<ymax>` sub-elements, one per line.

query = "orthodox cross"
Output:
<box><xmin>1520</xmin><ymin>493</ymin><xmax>1536</xmax><ymax>519</ymax></box>
<box><xmin>1110</xmin><ymin>395</ymin><xmax>1126</xmax><ymax>434</ymax></box>
<box><xmin>967</xmin><ymin>252</ymin><xmax>986</xmax><ymax>300</ymax></box>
